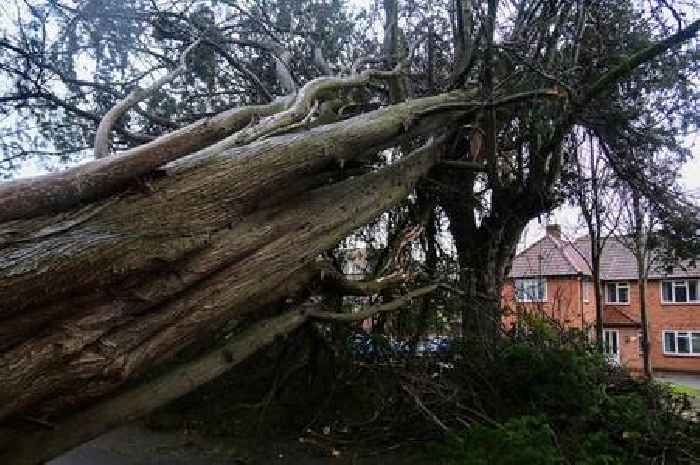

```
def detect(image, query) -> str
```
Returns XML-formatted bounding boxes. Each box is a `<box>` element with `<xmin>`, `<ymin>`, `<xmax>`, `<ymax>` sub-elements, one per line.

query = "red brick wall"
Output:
<box><xmin>503</xmin><ymin>276</ymin><xmax>595</xmax><ymax>331</ymax></box>
<box><xmin>603</xmin><ymin>280</ymin><xmax>700</xmax><ymax>373</ymax></box>
<box><xmin>645</xmin><ymin>281</ymin><xmax>700</xmax><ymax>373</ymax></box>
<box><xmin>504</xmin><ymin>277</ymin><xmax>700</xmax><ymax>374</ymax></box>
<box><xmin>604</xmin><ymin>281</ymin><xmax>641</xmax><ymax>374</ymax></box>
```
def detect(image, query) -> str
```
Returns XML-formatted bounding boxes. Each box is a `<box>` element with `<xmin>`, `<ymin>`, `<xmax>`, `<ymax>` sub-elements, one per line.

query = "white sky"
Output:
<box><xmin>521</xmin><ymin>136</ymin><xmax>700</xmax><ymax>249</ymax></box>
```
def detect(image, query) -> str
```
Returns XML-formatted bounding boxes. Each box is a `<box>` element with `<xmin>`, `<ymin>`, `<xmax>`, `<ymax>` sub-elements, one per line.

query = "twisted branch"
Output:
<box><xmin>94</xmin><ymin>40</ymin><xmax>201</xmax><ymax>159</ymax></box>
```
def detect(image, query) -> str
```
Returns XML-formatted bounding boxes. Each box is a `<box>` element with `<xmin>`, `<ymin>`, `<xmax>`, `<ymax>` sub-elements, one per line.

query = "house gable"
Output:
<box><xmin>509</xmin><ymin>235</ymin><xmax>589</xmax><ymax>278</ymax></box>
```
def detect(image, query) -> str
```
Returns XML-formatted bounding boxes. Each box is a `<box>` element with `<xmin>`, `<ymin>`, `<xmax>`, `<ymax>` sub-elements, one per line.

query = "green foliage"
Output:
<box><xmin>444</xmin><ymin>416</ymin><xmax>564</xmax><ymax>465</ymax></box>
<box><xmin>490</xmin><ymin>340</ymin><xmax>604</xmax><ymax>419</ymax></box>
<box><xmin>442</xmin><ymin>317</ymin><xmax>700</xmax><ymax>465</ymax></box>
<box><xmin>664</xmin><ymin>382</ymin><xmax>700</xmax><ymax>398</ymax></box>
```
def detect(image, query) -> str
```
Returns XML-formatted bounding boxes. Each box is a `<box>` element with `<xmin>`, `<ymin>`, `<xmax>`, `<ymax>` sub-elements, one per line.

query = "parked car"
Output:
<box><xmin>347</xmin><ymin>332</ymin><xmax>454</xmax><ymax>362</ymax></box>
<box><xmin>346</xmin><ymin>331</ymin><xmax>391</xmax><ymax>362</ymax></box>
<box><xmin>416</xmin><ymin>337</ymin><xmax>452</xmax><ymax>356</ymax></box>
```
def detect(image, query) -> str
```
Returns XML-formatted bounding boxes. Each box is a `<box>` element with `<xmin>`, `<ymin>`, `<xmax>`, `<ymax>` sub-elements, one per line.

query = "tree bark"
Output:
<box><xmin>632</xmin><ymin>191</ymin><xmax>653</xmax><ymax>378</ymax></box>
<box><xmin>0</xmin><ymin>106</ymin><xmax>452</xmax><ymax>424</ymax></box>
<box><xmin>638</xmin><ymin>274</ymin><xmax>652</xmax><ymax>378</ymax></box>
<box><xmin>2</xmin><ymin>83</ymin><xmax>565</xmax><ymax>441</ymax></box>
<box><xmin>0</xmin><ymin>310</ymin><xmax>309</xmax><ymax>465</ymax></box>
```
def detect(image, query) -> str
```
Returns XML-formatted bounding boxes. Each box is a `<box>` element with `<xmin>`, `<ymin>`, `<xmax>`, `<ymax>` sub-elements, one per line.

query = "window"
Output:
<box><xmin>515</xmin><ymin>278</ymin><xmax>546</xmax><ymax>302</ymax></box>
<box><xmin>663</xmin><ymin>330</ymin><xmax>700</xmax><ymax>356</ymax></box>
<box><xmin>606</xmin><ymin>282</ymin><xmax>629</xmax><ymax>304</ymax></box>
<box><xmin>603</xmin><ymin>329</ymin><xmax>620</xmax><ymax>364</ymax></box>
<box><xmin>661</xmin><ymin>280</ymin><xmax>699</xmax><ymax>304</ymax></box>
<box><xmin>638</xmin><ymin>331</ymin><xmax>645</xmax><ymax>355</ymax></box>
<box><xmin>664</xmin><ymin>332</ymin><xmax>676</xmax><ymax>353</ymax></box>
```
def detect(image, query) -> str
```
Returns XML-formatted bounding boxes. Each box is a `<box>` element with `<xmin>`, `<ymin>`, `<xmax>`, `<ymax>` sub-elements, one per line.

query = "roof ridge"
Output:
<box><xmin>512</xmin><ymin>231</ymin><xmax>699</xmax><ymax>279</ymax></box>
<box><xmin>548</xmin><ymin>235</ymin><xmax>580</xmax><ymax>274</ymax></box>
<box><xmin>514</xmin><ymin>234</ymin><xmax>552</xmax><ymax>261</ymax></box>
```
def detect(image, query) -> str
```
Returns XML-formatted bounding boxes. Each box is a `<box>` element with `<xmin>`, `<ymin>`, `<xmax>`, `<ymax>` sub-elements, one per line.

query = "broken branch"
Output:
<box><xmin>308</xmin><ymin>285</ymin><xmax>437</xmax><ymax>322</ymax></box>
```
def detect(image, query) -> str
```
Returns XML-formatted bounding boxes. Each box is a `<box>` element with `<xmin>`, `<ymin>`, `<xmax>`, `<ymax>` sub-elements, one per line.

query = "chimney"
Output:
<box><xmin>546</xmin><ymin>224</ymin><xmax>561</xmax><ymax>239</ymax></box>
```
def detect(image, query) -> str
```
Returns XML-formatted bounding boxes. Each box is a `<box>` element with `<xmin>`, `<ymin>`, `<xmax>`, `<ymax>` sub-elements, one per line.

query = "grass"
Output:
<box><xmin>663</xmin><ymin>382</ymin><xmax>700</xmax><ymax>399</ymax></box>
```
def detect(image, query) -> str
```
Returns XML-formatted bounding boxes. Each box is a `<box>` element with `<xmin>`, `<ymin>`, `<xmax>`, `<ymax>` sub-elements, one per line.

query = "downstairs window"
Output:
<box><xmin>663</xmin><ymin>330</ymin><xmax>700</xmax><ymax>356</ymax></box>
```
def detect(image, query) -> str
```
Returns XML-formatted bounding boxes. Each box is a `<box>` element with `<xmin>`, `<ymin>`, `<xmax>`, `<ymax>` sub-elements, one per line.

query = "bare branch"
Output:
<box><xmin>308</xmin><ymin>285</ymin><xmax>438</xmax><ymax>321</ymax></box>
<box><xmin>228</xmin><ymin>38</ymin><xmax>297</xmax><ymax>94</ymax></box>
<box><xmin>94</xmin><ymin>40</ymin><xmax>201</xmax><ymax>159</ymax></box>
<box><xmin>583</xmin><ymin>19</ymin><xmax>700</xmax><ymax>104</ymax></box>
<box><xmin>440</xmin><ymin>160</ymin><xmax>487</xmax><ymax>170</ymax></box>
<box><xmin>173</xmin><ymin>67</ymin><xmax>411</xmax><ymax>168</ymax></box>
<box><xmin>413</xmin><ymin>87</ymin><xmax>567</xmax><ymax>120</ymax></box>
<box><xmin>0</xmin><ymin>98</ymin><xmax>290</xmax><ymax>222</ymax></box>
<box><xmin>207</xmin><ymin>39</ymin><xmax>274</xmax><ymax>102</ymax></box>
<box><xmin>306</xmin><ymin>37</ymin><xmax>332</xmax><ymax>75</ymax></box>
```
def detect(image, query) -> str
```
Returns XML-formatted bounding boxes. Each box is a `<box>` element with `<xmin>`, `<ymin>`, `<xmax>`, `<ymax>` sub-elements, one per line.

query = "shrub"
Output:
<box><xmin>443</xmin><ymin>416</ymin><xmax>564</xmax><ymax>465</ymax></box>
<box><xmin>441</xmin><ymin>316</ymin><xmax>699</xmax><ymax>465</ymax></box>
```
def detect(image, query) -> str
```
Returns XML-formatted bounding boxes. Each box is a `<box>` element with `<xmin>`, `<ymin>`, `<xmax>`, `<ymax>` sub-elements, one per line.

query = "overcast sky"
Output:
<box><xmin>521</xmin><ymin>135</ymin><xmax>700</xmax><ymax>248</ymax></box>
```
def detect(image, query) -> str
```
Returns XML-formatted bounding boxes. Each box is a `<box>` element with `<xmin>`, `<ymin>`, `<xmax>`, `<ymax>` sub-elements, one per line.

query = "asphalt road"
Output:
<box><xmin>46</xmin><ymin>423</ymin><xmax>389</xmax><ymax>465</ymax></box>
<box><xmin>48</xmin><ymin>424</ymin><xmax>243</xmax><ymax>465</ymax></box>
<box><xmin>655</xmin><ymin>372</ymin><xmax>700</xmax><ymax>391</ymax></box>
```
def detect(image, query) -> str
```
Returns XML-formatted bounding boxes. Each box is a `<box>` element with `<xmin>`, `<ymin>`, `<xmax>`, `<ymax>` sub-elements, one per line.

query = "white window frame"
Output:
<box><xmin>605</xmin><ymin>282</ymin><xmax>630</xmax><ymax>305</ymax></box>
<box><xmin>660</xmin><ymin>280</ymin><xmax>700</xmax><ymax>305</ymax></box>
<box><xmin>662</xmin><ymin>330</ymin><xmax>700</xmax><ymax>357</ymax></box>
<box><xmin>603</xmin><ymin>329</ymin><xmax>620</xmax><ymax>364</ymax></box>
<box><xmin>514</xmin><ymin>278</ymin><xmax>547</xmax><ymax>303</ymax></box>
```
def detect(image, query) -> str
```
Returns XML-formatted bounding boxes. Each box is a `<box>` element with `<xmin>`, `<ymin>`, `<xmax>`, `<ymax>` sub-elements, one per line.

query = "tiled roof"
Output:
<box><xmin>603</xmin><ymin>307</ymin><xmax>641</xmax><ymax>327</ymax></box>
<box><xmin>509</xmin><ymin>234</ymin><xmax>700</xmax><ymax>280</ymax></box>
<box><xmin>509</xmin><ymin>235</ymin><xmax>589</xmax><ymax>278</ymax></box>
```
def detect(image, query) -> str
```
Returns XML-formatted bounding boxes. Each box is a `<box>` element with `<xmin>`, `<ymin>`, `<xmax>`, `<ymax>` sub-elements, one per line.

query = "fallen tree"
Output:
<box><xmin>0</xmin><ymin>1</ymin><xmax>697</xmax><ymax>463</ymax></box>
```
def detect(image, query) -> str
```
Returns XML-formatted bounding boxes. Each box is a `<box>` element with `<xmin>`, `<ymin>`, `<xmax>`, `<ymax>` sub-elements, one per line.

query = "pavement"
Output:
<box><xmin>48</xmin><ymin>424</ymin><xmax>247</xmax><ymax>465</ymax></box>
<box><xmin>655</xmin><ymin>372</ymin><xmax>700</xmax><ymax>391</ymax></box>
<box><xmin>46</xmin><ymin>423</ymin><xmax>396</xmax><ymax>465</ymax></box>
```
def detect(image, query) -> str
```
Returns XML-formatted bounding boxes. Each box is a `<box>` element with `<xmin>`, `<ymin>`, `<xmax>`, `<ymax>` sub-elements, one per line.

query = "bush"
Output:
<box><xmin>441</xmin><ymin>317</ymin><xmax>700</xmax><ymax>465</ymax></box>
<box><xmin>444</xmin><ymin>416</ymin><xmax>564</xmax><ymax>465</ymax></box>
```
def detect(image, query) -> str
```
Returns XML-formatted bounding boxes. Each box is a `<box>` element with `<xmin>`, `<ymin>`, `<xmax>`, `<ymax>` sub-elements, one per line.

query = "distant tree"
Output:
<box><xmin>616</xmin><ymin>149</ymin><xmax>700</xmax><ymax>379</ymax></box>
<box><xmin>621</xmin><ymin>186</ymin><xmax>657</xmax><ymax>378</ymax></box>
<box><xmin>563</xmin><ymin>130</ymin><xmax>622</xmax><ymax>344</ymax></box>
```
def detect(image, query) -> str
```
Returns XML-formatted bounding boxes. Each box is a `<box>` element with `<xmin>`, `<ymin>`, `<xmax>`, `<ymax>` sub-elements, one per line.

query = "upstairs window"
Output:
<box><xmin>663</xmin><ymin>330</ymin><xmax>700</xmax><ymax>356</ymax></box>
<box><xmin>661</xmin><ymin>280</ymin><xmax>699</xmax><ymax>304</ymax></box>
<box><xmin>515</xmin><ymin>278</ymin><xmax>546</xmax><ymax>302</ymax></box>
<box><xmin>606</xmin><ymin>282</ymin><xmax>629</xmax><ymax>304</ymax></box>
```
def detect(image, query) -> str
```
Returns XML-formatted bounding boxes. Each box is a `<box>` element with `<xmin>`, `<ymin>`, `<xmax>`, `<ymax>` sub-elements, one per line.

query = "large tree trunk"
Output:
<box><xmin>0</xmin><ymin>89</ymin><xmax>489</xmax><ymax>465</ymax></box>
<box><xmin>437</xmin><ymin>157</ymin><xmax>532</xmax><ymax>342</ymax></box>
<box><xmin>0</xmin><ymin>94</ymin><xmax>469</xmax><ymax>424</ymax></box>
<box><xmin>0</xmin><ymin>75</ymin><xmax>569</xmax><ymax>464</ymax></box>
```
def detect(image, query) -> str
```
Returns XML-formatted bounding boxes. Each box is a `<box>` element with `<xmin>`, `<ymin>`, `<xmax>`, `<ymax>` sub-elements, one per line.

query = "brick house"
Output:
<box><xmin>503</xmin><ymin>224</ymin><xmax>700</xmax><ymax>375</ymax></box>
